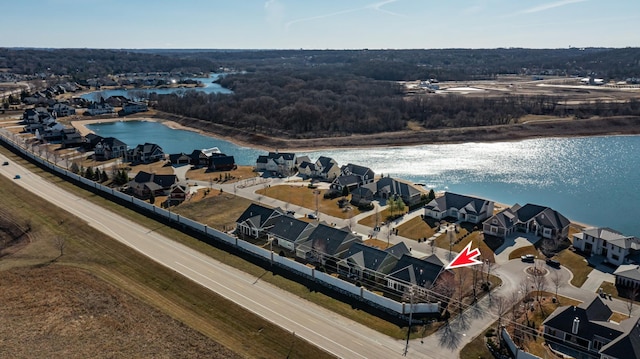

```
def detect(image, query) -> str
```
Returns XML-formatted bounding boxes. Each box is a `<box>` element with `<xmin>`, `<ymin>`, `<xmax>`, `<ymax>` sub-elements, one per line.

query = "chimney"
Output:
<box><xmin>572</xmin><ymin>317</ymin><xmax>580</xmax><ymax>334</ymax></box>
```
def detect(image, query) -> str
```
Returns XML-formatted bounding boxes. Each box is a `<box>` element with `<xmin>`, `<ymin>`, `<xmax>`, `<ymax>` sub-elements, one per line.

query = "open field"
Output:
<box><xmin>0</xmin><ymin>149</ymin><xmax>334</xmax><ymax>358</ymax></box>
<box><xmin>186</xmin><ymin>165</ymin><xmax>258</xmax><ymax>182</ymax></box>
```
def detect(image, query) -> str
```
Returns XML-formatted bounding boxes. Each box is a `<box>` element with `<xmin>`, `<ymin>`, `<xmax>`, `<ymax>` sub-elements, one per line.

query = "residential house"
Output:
<box><xmin>51</xmin><ymin>103</ymin><xmax>76</xmax><ymax>117</ymax></box>
<box><xmin>330</xmin><ymin>174</ymin><xmax>361</xmax><ymax>192</ymax></box>
<box><xmin>425</xmin><ymin>192</ymin><xmax>494</xmax><ymax>224</ymax></box>
<box><xmin>298</xmin><ymin>161</ymin><xmax>318</xmax><ymax>178</ymax></box>
<box><xmin>85</xmin><ymin>101</ymin><xmax>114</xmax><ymax>116</ymax></box>
<box><xmin>168</xmin><ymin>182</ymin><xmax>191</xmax><ymax>205</ymax></box>
<box><xmin>350</xmin><ymin>187</ymin><xmax>374</xmax><ymax>207</ymax></box>
<box><xmin>296</xmin><ymin>224</ymin><xmax>362</xmax><ymax>266</ymax></box>
<box><xmin>208</xmin><ymin>154</ymin><xmax>236</xmax><ymax>171</ymax></box>
<box><xmin>340</xmin><ymin>163</ymin><xmax>375</xmax><ymax>185</ymax></box>
<box><xmin>94</xmin><ymin>136</ymin><xmax>128</xmax><ymax>160</ymax></box>
<box><xmin>613</xmin><ymin>264</ymin><xmax>640</xmax><ymax>294</ymax></box>
<box><xmin>337</xmin><ymin>242</ymin><xmax>410</xmax><ymax>282</ymax></box>
<box><xmin>168</xmin><ymin>152</ymin><xmax>192</xmax><ymax>165</ymax></box>
<box><xmin>126</xmin><ymin>143</ymin><xmax>165</xmax><ymax>163</ymax></box>
<box><xmin>256</xmin><ymin>151</ymin><xmax>297</xmax><ymax>176</ymax></box>
<box><xmin>316</xmin><ymin>156</ymin><xmax>340</xmax><ymax>181</ymax></box>
<box><xmin>235</xmin><ymin>203</ymin><xmax>283</xmax><ymax>239</ymax></box>
<box><xmin>573</xmin><ymin>227</ymin><xmax>640</xmax><ymax>266</ymax></box>
<box><xmin>385</xmin><ymin>254</ymin><xmax>448</xmax><ymax>297</ymax></box>
<box><xmin>364</xmin><ymin>177</ymin><xmax>423</xmax><ymax>206</ymax></box>
<box><xmin>119</xmin><ymin>101</ymin><xmax>148</xmax><ymax>116</ymax></box>
<box><xmin>483</xmin><ymin>203</ymin><xmax>570</xmax><ymax>241</ymax></box>
<box><xmin>105</xmin><ymin>95</ymin><xmax>130</xmax><ymax>107</ymax></box>
<box><xmin>126</xmin><ymin>171</ymin><xmax>178</xmax><ymax>198</ymax></box>
<box><xmin>267</xmin><ymin>215</ymin><xmax>315</xmax><ymax>252</ymax></box>
<box><xmin>60</xmin><ymin>127</ymin><xmax>84</xmax><ymax>148</ymax></box>
<box><xmin>543</xmin><ymin>295</ymin><xmax>640</xmax><ymax>359</ymax></box>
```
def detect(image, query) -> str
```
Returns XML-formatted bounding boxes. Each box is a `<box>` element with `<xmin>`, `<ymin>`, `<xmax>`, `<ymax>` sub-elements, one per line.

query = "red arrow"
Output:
<box><xmin>445</xmin><ymin>242</ymin><xmax>482</xmax><ymax>270</ymax></box>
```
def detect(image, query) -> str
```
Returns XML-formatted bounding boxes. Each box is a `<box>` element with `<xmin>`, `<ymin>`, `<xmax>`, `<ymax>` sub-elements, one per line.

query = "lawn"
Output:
<box><xmin>555</xmin><ymin>249</ymin><xmax>593</xmax><ymax>287</ymax></box>
<box><xmin>358</xmin><ymin>207</ymin><xmax>408</xmax><ymax>228</ymax></box>
<box><xmin>186</xmin><ymin>165</ymin><xmax>257</xmax><ymax>183</ymax></box>
<box><xmin>170</xmin><ymin>190</ymin><xmax>255</xmax><ymax>231</ymax></box>
<box><xmin>459</xmin><ymin>329</ymin><xmax>494</xmax><ymax>359</ymax></box>
<box><xmin>433</xmin><ymin>227</ymin><xmax>496</xmax><ymax>263</ymax></box>
<box><xmin>509</xmin><ymin>245</ymin><xmax>540</xmax><ymax>260</ymax></box>
<box><xmin>256</xmin><ymin>184</ymin><xmax>362</xmax><ymax>219</ymax></box>
<box><xmin>394</xmin><ymin>216</ymin><xmax>436</xmax><ymax>241</ymax></box>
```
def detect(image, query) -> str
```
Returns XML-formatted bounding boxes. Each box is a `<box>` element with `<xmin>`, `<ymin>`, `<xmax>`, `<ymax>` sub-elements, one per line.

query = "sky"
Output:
<box><xmin>1</xmin><ymin>0</ymin><xmax>638</xmax><ymax>49</ymax></box>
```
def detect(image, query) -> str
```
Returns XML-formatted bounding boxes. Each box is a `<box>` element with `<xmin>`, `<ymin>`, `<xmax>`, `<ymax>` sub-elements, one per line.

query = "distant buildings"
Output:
<box><xmin>573</xmin><ymin>227</ymin><xmax>640</xmax><ymax>266</ymax></box>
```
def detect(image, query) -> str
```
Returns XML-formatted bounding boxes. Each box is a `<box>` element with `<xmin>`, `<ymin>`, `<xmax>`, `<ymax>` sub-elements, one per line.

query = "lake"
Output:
<box><xmin>86</xmin><ymin>120</ymin><xmax>640</xmax><ymax>237</ymax></box>
<box><xmin>80</xmin><ymin>73</ymin><xmax>232</xmax><ymax>101</ymax></box>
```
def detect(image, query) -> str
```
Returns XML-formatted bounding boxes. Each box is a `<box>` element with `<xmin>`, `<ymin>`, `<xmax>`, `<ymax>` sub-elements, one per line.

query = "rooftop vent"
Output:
<box><xmin>572</xmin><ymin>317</ymin><xmax>580</xmax><ymax>334</ymax></box>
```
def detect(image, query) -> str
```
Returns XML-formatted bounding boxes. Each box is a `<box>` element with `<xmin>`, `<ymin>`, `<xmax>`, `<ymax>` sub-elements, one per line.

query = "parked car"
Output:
<box><xmin>2</xmin><ymin>161</ymin><xmax>8</xmax><ymax>166</ymax></box>
<box><xmin>521</xmin><ymin>254</ymin><xmax>535</xmax><ymax>263</ymax></box>
<box><xmin>14</xmin><ymin>174</ymin><xmax>20</xmax><ymax>179</ymax></box>
<box><xmin>307</xmin><ymin>213</ymin><xmax>317</xmax><ymax>219</ymax></box>
<box><xmin>546</xmin><ymin>259</ymin><xmax>561</xmax><ymax>268</ymax></box>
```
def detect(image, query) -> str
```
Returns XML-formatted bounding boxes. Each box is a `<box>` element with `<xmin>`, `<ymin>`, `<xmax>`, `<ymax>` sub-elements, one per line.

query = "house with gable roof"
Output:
<box><xmin>125</xmin><ymin>143</ymin><xmax>165</xmax><ymax>163</ymax></box>
<box><xmin>337</xmin><ymin>242</ymin><xmax>410</xmax><ymax>282</ymax></box>
<box><xmin>297</xmin><ymin>161</ymin><xmax>318</xmax><ymax>178</ymax></box>
<box><xmin>256</xmin><ymin>151</ymin><xmax>297</xmax><ymax>176</ymax></box>
<box><xmin>385</xmin><ymin>254</ymin><xmax>448</xmax><ymax>297</ymax></box>
<box><xmin>425</xmin><ymin>192</ymin><xmax>494</xmax><ymax>224</ymax></box>
<box><xmin>266</xmin><ymin>215</ymin><xmax>315</xmax><ymax>252</ymax></box>
<box><xmin>296</xmin><ymin>223</ymin><xmax>362</xmax><ymax>266</ymax></box>
<box><xmin>364</xmin><ymin>177</ymin><xmax>423</xmax><ymax>206</ymax></box>
<box><xmin>483</xmin><ymin>203</ymin><xmax>570</xmax><ymax>241</ymax></box>
<box><xmin>573</xmin><ymin>227</ymin><xmax>640</xmax><ymax>266</ymax></box>
<box><xmin>543</xmin><ymin>294</ymin><xmax>640</xmax><ymax>359</ymax></box>
<box><xmin>126</xmin><ymin>171</ymin><xmax>178</xmax><ymax>198</ymax></box>
<box><xmin>93</xmin><ymin>136</ymin><xmax>128</xmax><ymax>160</ymax></box>
<box><xmin>235</xmin><ymin>203</ymin><xmax>283</xmax><ymax>239</ymax></box>
<box><xmin>613</xmin><ymin>264</ymin><xmax>640</xmax><ymax>293</ymax></box>
<box><xmin>316</xmin><ymin>156</ymin><xmax>340</xmax><ymax>181</ymax></box>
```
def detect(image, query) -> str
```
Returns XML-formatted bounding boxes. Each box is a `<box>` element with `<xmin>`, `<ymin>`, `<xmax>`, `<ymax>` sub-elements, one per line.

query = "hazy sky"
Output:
<box><xmin>2</xmin><ymin>0</ymin><xmax>638</xmax><ymax>49</ymax></box>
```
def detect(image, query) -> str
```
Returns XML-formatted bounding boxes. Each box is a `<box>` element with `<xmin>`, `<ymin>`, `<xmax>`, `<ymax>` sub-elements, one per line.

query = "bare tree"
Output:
<box><xmin>456</xmin><ymin>268</ymin><xmax>469</xmax><ymax>313</ymax></box>
<box><xmin>519</xmin><ymin>276</ymin><xmax>532</xmax><ymax>302</ymax></box>
<box><xmin>53</xmin><ymin>236</ymin><xmax>66</xmax><ymax>258</ymax></box>
<box><xmin>551</xmin><ymin>270</ymin><xmax>562</xmax><ymax>301</ymax></box>
<box><xmin>626</xmin><ymin>286</ymin><xmax>640</xmax><ymax>318</ymax></box>
<box><xmin>531</xmin><ymin>269</ymin><xmax>548</xmax><ymax>313</ymax></box>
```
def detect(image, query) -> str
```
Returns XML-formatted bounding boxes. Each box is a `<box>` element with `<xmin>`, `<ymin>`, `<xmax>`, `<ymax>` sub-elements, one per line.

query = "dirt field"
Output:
<box><xmin>0</xmin><ymin>266</ymin><xmax>241</xmax><ymax>359</ymax></box>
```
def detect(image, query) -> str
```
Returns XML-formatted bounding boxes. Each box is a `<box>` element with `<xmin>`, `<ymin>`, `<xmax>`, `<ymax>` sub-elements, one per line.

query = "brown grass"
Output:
<box><xmin>509</xmin><ymin>245</ymin><xmax>540</xmax><ymax>260</ymax></box>
<box><xmin>555</xmin><ymin>249</ymin><xmax>593</xmax><ymax>287</ymax></box>
<box><xmin>186</xmin><ymin>165</ymin><xmax>257</xmax><ymax>182</ymax></box>
<box><xmin>357</xmin><ymin>207</ymin><xmax>408</xmax><ymax>227</ymax></box>
<box><xmin>394</xmin><ymin>216</ymin><xmax>436</xmax><ymax>241</ymax></box>
<box><xmin>0</xmin><ymin>147</ymin><xmax>334</xmax><ymax>358</ymax></box>
<box><xmin>170</xmin><ymin>190</ymin><xmax>254</xmax><ymax>231</ymax></box>
<box><xmin>256</xmin><ymin>184</ymin><xmax>360</xmax><ymax>219</ymax></box>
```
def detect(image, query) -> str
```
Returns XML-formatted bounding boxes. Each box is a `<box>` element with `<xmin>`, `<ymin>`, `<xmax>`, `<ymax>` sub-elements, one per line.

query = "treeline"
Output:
<box><xmin>3</xmin><ymin>47</ymin><xmax>640</xmax><ymax>82</ymax></box>
<box><xmin>153</xmin><ymin>70</ymin><xmax>407</xmax><ymax>138</ymax></box>
<box><xmin>0</xmin><ymin>48</ymin><xmax>217</xmax><ymax>81</ymax></box>
<box><xmin>151</xmin><ymin>70</ymin><xmax>640</xmax><ymax>137</ymax></box>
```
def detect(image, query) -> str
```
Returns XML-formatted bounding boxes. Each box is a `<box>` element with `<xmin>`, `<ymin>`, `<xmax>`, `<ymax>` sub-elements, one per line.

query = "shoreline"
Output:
<box><xmin>72</xmin><ymin>113</ymin><xmax>640</xmax><ymax>153</ymax></box>
<box><xmin>44</xmin><ymin>117</ymin><xmax>605</xmax><ymax>231</ymax></box>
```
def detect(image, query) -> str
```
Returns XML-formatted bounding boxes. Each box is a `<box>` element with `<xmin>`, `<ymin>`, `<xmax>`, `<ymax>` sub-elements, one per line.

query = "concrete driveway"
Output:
<box><xmin>494</xmin><ymin>233</ymin><xmax>542</xmax><ymax>264</ymax></box>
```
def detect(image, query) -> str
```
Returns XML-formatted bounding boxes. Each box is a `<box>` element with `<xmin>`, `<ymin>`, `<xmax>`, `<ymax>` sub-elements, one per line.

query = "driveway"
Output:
<box><xmin>494</xmin><ymin>233</ymin><xmax>542</xmax><ymax>264</ymax></box>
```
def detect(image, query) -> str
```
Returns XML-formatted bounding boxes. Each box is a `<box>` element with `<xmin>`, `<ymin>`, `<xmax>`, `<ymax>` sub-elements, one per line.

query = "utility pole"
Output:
<box><xmin>403</xmin><ymin>285</ymin><xmax>415</xmax><ymax>356</ymax></box>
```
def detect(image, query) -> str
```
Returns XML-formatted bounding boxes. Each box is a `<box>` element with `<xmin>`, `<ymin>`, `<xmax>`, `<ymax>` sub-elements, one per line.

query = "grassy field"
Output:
<box><xmin>357</xmin><ymin>207</ymin><xmax>408</xmax><ymax>228</ymax></box>
<box><xmin>555</xmin><ymin>249</ymin><xmax>593</xmax><ymax>287</ymax></box>
<box><xmin>0</xmin><ymin>147</ymin><xmax>334</xmax><ymax>358</ymax></box>
<box><xmin>170</xmin><ymin>189</ymin><xmax>254</xmax><ymax>231</ymax></box>
<box><xmin>393</xmin><ymin>216</ymin><xmax>436</xmax><ymax>241</ymax></box>
<box><xmin>186</xmin><ymin>165</ymin><xmax>257</xmax><ymax>182</ymax></box>
<box><xmin>255</xmin><ymin>184</ymin><xmax>362</xmax><ymax>219</ymax></box>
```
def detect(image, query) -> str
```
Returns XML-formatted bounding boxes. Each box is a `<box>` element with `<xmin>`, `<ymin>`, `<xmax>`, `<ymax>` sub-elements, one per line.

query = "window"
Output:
<box><xmin>612</xmin><ymin>254</ymin><xmax>619</xmax><ymax>261</ymax></box>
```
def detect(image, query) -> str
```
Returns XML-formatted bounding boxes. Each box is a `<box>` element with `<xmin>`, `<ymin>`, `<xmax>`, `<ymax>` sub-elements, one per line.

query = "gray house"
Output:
<box><xmin>337</xmin><ymin>242</ymin><xmax>410</xmax><ymax>282</ymax></box>
<box><xmin>483</xmin><ymin>203</ymin><xmax>570</xmax><ymax>241</ymax></box>
<box><xmin>267</xmin><ymin>215</ymin><xmax>315</xmax><ymax>252</ymax></box>
<box><xmin>424</xmin><ymin>192</ymin><xmax>494</xmax><ymax>224</ymax></box>
<box><xmin>296</xmin><ymin>223</ymin><xmax>362</xmax><ymax>266</ymax></box>
<box><xmin>235</xmin><ymin>203</ymin><xmax>283</xmax><ymax>240</ymax></box>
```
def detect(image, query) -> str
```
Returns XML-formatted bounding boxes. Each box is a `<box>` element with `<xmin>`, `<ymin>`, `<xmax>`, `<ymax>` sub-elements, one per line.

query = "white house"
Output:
<box><xmin>256</xmin><ymin>152</ymin><xmax>297</xmax><ymax>176</ymax></box>
<box><xmin>573</xmin><ymin>227</ymin><xmax>640</xmax><ymax>266</ymax></box>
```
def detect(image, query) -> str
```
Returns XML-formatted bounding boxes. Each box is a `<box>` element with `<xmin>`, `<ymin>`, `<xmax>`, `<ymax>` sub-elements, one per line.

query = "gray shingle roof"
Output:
<box><xmin>268</xmin><ymin>216</ymin><xmax>314</xmax><ymax>243</ymax></box>
<box><xmin>425</xmin><ymin>192</ymin><xmax>492</xmax><ymax>215</ymax></box>
<box><xmin>308</xmin><ymin>224</ymin><xmax>361</xmax><ymax>257</ymax></box>
<box><xmin>236</xmin><ymin>203</ymin><xmax>282</xmax><ymax>229</ymax></box>
<box><xmin>386</xmin><ymin>254</ymin><xmax>444</xmax><ymax>288</ymax></box>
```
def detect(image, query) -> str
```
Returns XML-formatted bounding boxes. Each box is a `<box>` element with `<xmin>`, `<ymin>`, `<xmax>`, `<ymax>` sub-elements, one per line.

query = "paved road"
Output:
<box><xmin>0</xmin><ymin>147</ymin><xmax>450</xmax><ymax>359</ymax></box>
